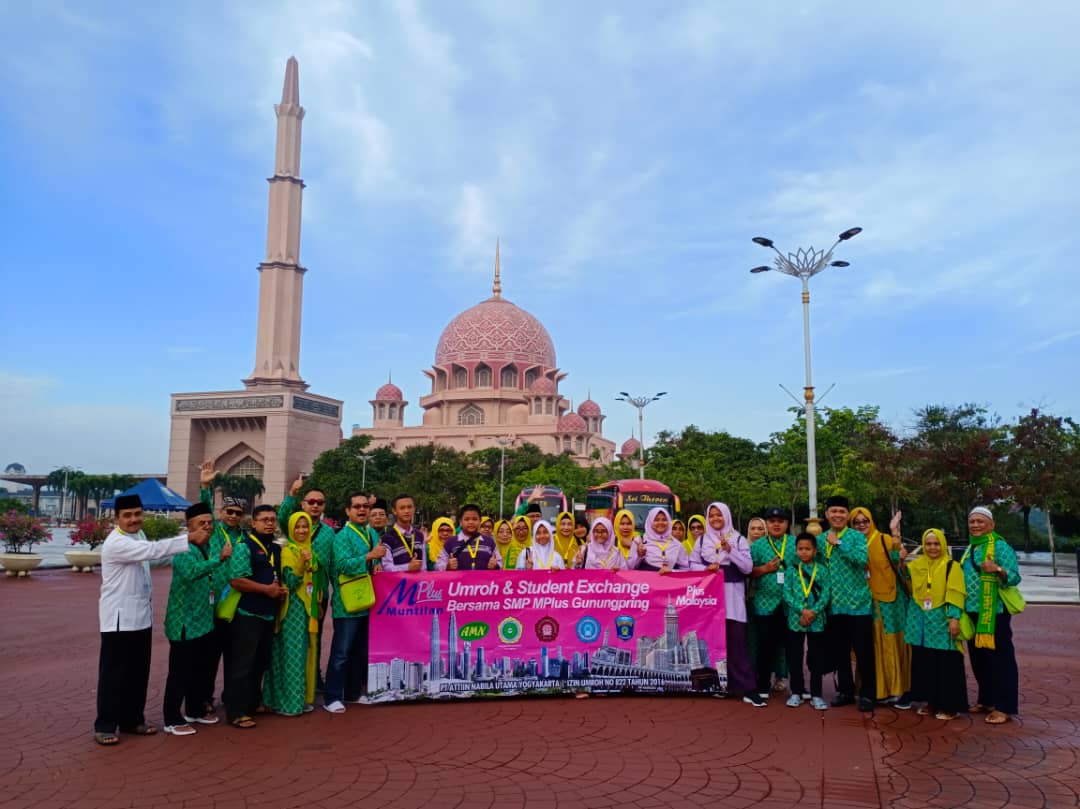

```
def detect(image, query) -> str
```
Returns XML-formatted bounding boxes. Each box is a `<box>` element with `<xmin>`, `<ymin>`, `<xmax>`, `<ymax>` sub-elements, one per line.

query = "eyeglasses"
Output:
<box><xmin>224</xmin><ymin>509</ymin><xmax>244</xmax><ymax>516</ymax></box>
<box><xmin>852</xmin><ymin>519</ymin><xmax>870</xmax><ymax>526</ymax></box>
<box><xmin>254</xmin><ymin>516</ymin><xmax>276</xmax><ymax>523</ymax></box>
<box><xmin>304</xmin><ymin>499</ymin><xmax>325</xmax><ymax>506</ymax></box>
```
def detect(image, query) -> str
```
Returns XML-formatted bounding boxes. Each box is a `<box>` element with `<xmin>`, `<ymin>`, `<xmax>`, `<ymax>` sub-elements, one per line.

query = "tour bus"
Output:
<box><xmin>585</xmin><ymin>479</ymin><xmax>680</xmax><ymax>532</ymax></box>
<box><xmin>513</xmin><ymin>485</ymin><xmax>569</xmax><ymax>524</ymax></box>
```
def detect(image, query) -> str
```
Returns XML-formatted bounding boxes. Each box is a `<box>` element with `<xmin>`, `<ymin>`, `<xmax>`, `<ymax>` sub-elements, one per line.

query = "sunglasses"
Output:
<box><xmin>304</xmin><ymin>499</ymin><xmax>325</xmax><ymax>506</ymax></box>
<box><xmin>224</xmin><ymin>509</ymin><xmax>244</xmax><ymax>517</ymax></box>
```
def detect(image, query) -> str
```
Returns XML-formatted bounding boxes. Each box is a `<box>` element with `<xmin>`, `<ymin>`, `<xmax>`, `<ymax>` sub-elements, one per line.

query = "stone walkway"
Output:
<box><xmin>1</xmin><ymin>569</ymin><xmax>1077</xmax><ymax>809</ymax></box>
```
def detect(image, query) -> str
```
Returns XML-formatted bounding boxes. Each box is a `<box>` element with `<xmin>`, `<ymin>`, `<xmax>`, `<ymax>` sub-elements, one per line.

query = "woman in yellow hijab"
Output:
<box><xmin>850</xmin><ymin>506</ymin><xmax>911</xmax><ymax>707</ymax></box>
<box><xmin>553</xmin><ymin>511</ymin><xmax>579</xmax><ymax>568</ymax></box>
<box><xmin>263</xmin><ymin>512</ymin><xmax>325</xmax><ymax>716</ymax></box>
<box><xmin>901</xmin><ymin>527</ymin><xmax>969</xmax><ymax>719</ymax></box>
<box><xmin>504</xmin><ymin>515</ymin><xmax>532</xmax><ymax>569</ymax></box>
<box><xmin>613</xmin><ymin>509</ymin><xmax>639</xmax><ymax>560</ymax></box>
<box><xmin>493</xmin><ymin>519</ymin><xmax>514</xmax><ymax>569</ymax></box>
<box><xmin>684</xmin><ymin>514</ymin><xmax>705</xmax><ymax>556</ymax></box>
<box><xmin>428</xmin><ymin>517</ymin><xmax>456</xmax><ymax>565</ymax></box>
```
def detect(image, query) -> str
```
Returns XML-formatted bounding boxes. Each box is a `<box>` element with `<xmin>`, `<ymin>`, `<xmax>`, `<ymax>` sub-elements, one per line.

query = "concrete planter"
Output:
<box><xmin>65</xmin><ymin>550</ymin><xmax>103</xmax><ymax>572</ymax></box>
<box><xmin>0</xmin><ymin>553</ymin><xmax>44</xmax><ymax>577</ymax></box>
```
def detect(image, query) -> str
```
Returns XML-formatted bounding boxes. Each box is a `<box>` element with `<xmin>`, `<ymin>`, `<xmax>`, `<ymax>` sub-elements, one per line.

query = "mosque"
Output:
<box><xmin>166</xmin><ymin>58</ymin><xmax>624</xmax><ymax>501</ymax></box>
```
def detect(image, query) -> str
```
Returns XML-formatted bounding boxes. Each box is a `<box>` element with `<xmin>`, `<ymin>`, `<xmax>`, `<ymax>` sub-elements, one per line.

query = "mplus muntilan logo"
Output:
<box><xmin>377</xmin><ymin>579</ymin><xmax>445</xmax><ymax>616</ymax></box>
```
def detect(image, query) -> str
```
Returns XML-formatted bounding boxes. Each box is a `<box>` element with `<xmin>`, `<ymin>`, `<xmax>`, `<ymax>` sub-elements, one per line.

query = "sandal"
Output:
<box><xmin>126</xmin><ymin>723</ymin><xmax>158</xmax><ymax>736</ymax></box>
<box><xmin>916</xmin><ymin>706</ymin><xmax>932</xmax><ymax>716</ymax></box>
<box><xmin>230</xmin><ymin>715</ymin><xmax>257</xmax><ymax>729</ymax></box>
<box><xmin>985</xmin><ymin>710</ymin><xmax>1010</xmax><ymax>725</ymax></box>
<box><xmin>935</xmin><ymin>712</ymin><xmax>958</xmax><ymax>721</ymax></box>
<box><xmin>968</xmin><ymin>703</ymin><xmax>991</xmax><ymax>714</ymax></box>
<box><xmin>93</xmin><ymin>732</ymin><xmax>119</xmax><ymax>746</ymax></box>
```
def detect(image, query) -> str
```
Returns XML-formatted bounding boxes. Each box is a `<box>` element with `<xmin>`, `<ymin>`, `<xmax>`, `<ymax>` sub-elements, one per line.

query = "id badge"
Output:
<box><xmin>306</xmin><ymin>582</ymin><xmax>314</xmax><ymax>596</ymax></box>
<box><xmin>923</xmin><ymin>597</ymin><xmax>933</xmax><ymax>610</ymax></box>
<box><xmin>209</xmin><ymin>591</ymin><xmax>215</xmax><ymax>605</ymax></box>
<box><xmin>865</xmin><ymin>570</ymin><xmax>871</xmax><ymax>580</ymax></box>
<box><xmin>776</xmin><ymin>571</ymin><xmax>785</xmax><ymax>585</ymax></box>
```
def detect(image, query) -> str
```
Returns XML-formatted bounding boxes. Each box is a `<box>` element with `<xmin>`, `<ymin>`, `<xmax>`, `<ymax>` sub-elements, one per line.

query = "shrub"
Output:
<box><xmin>0</xmin><ymin>510</ymin><xmax>53</xmax><ymax>553</ymax></box>
<box><xmin>142</xmin><ymin>514</ymin><xmax>183</xmax><ymax>540</ymax></box>
<box><xmin>70</xmin><ymin>516</ymin><xmax>112</xmax><ymax>550</ymax></box>
<box><xmin>0</xmin><ymin>498</ymin><xmax>28</xmax><ymax>515</ymax></box>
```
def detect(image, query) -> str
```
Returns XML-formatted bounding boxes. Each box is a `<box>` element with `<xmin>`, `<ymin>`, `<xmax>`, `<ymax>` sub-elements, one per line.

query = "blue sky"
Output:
<box><xmin>2</xmin><ymin>1</ymin><xmax>1079</xmax><ymax>474</ymax></box>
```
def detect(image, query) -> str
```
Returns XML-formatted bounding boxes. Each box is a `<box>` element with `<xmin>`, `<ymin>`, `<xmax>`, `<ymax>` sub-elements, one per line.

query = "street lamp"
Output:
<box><xmin>749</xmin><ymin>227</ymin><xmax>862</xmax><ymax>532</ymax></box>
<box><xmin>615</xmin><ymin>392</ymin><xmax>667</xmax><ymax>479</ymax></box>
<box><xmin>358</xmin><ymin>452</ymin><xmax>375</xmax><ymax>491</ymax></box>
<box><xmin>496</xmin><ymin>436</ymin><xmax>515</xmax><ymax>518</ymax></box>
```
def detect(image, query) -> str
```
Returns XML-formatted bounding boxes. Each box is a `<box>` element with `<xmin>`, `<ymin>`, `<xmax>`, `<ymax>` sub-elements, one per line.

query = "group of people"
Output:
<box><xmin>92</xmin><ymin>467</ymin><xmax>1023</xmax><ymax>745</ymax></box>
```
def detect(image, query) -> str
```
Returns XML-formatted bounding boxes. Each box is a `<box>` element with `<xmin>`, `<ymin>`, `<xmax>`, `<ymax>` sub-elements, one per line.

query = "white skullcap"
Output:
<box><xmin>969</xmin><ymin>506</ymin><xmax>993</xmax><ymax>521</ymax></box>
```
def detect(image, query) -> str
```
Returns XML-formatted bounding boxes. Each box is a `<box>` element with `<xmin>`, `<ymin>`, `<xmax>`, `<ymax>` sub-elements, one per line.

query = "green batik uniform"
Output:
<box><xmin>961</xmin><ymin>536</ymin><xmax>1021</xmax><ymax>614</ymax></box>
<box><xmin>750</xmin><ymin>534</ymin><xmax>798</xmax><ymax>616</ymax></box>
<box><xmin>331</xmin><ymin>522</ymin><xmax>377</xmax><ymax>619</ymax></box>
<box><xmin>263</xmin><ymin>545</ymin><xmax>323</xmax><ymax>715</ymax></box>
<box><xmin>817</xmin><ymin>528</ymin><xmax>871</xmax><ymax>615</ymax></box>
<box><xmin>164</xmin><ymin>543</ymin><xmax>225</xmax><ymax>641</ymax></box>
<box><xmin>903</xmin><ymin>590</ymin><xmax>963</xmax><ymax>651</ymax></box>
<box><xmin>782</xmin><ymin>560</ymin><xmax>831</xmax><ymax>632</ymax></box>
<box><xmin>200</xmin><ymin>488</ymin><xmax>244</xmax><ymax>600</ymax></box>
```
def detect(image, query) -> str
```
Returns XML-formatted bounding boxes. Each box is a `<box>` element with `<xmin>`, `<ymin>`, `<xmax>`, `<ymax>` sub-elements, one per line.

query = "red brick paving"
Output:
<box><xmin>1</xmin><ymin>569</ymin><xmax>1077</xmax><ymax>809</ymax></box>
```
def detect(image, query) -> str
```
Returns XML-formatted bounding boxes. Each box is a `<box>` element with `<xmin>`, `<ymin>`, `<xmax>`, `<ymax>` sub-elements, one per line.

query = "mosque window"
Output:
<box><xmin>524</xmin><ymin>369</ymin><xmax>539</xmax><ymax>388</ymax></box>
<box><xmin>378</xmin><ymin>403</ymin><xmax>386</xmax><ymax>419</ymax></box>
<box><xmin>388</xmin><ymin>404</ymin><xmax>397</xmax><ymax>419</ymax></box>
<box><xmin>435</xmin><ymin>369</ymin><xmax>447</xmax><ymax>392</ymax></box>
<box><xmin>458</xmin><ymin>404</ymin><xmax>485</xmax><ymax>426</ymax></box>
<box><xmin>475</xmin><ymin>364</ymin><xmax>492</xmax><ymax>388</ymax></box>
<box><xmin>576</xmin><ymin>437</ymin><xmax>585</xmax><ymax>454</ymax></box>
<box><xmin>500</xmin><ymin>365</ymin><xmax>518</xmax><ymax>389</ymax></box>
<box><xmin>453</xmin><ymin>366</ymin><xmax>468</xmax><ymax>389</ymax></box>
<box><xmin>545</xmin><ymin>398</ymin><xmax>554</xmax><ymax>415</ymax></box>
<box><xmin>562</xmin><ymin>436</ymin><xmax>572</xmax><ymax>452</ymax></box>
<box><xmin>229</xmin><ymin>456</ymin><xmax>264</xmax><ymax>479</ymax></box>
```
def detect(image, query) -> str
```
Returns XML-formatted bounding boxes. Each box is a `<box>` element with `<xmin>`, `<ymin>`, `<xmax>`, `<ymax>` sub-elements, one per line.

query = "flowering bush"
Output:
<box><xmin>0</xmin><ymin>510</ymin><xmax>53</xmax><ymax>553</ymax></box>
<box><xmin>70</xmin><ymin>516</ymin><xmax>112</xmax><ymax>550</ymax></box>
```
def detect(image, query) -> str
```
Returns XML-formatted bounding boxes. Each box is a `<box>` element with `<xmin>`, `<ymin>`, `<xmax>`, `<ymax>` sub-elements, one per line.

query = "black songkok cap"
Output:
<box><xmin>115</xmin><ymin>494</ymin><xmax>143</xmax><ymax>512</ymax></box>
<box><xmin>824</xmin><ymin>495</ymin><xmax>850</xmax><ymax>510</ymax></box>
<box><xmin>764</xmin><ymin>506</ymin><xmax>790</xmax><ymax>521</ymax></box>
<box><xmin>370</xmin><ymin>498</ymin><xmax>389</xmax><ymax>512</ymax></box>
<box><xmin>185</xmin><ymin>502</ymin><xmax>212</xmax><ymax>521</ymax></box>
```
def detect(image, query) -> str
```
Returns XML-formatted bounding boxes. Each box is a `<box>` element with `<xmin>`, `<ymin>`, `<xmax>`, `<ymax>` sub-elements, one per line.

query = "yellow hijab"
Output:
<box><xmin>283</xmin><ymin>512</ymin><xmax>321</xmax><ymax>633</ymax></box>
<box><xmin>850</xmin><ymin>507</ymin><xmax>897</xmax><ymax>602</ymax></box>
<box><xmin>907</xmin><ymin>528</ymin><xmax>966</xmax><ymax>611</ymax></box>
<box><xmin>428</xmin><ymin>517</ymin><xmax>456</xmax><ymax>563</ymax></box>
<box><xmin>685</xmin><ymin>514</ymin><xmax>705</xmax><ymax>556</ymax></box>
<box><xmin>613</xmin><ymin>509</ymin><xmax>638</xmax><ymax>559</ymax></box>
<box><xmin>554</xmin><ymin>511</ymin><xmax>578</xmax><ymax>567</ymax></box>
<box><xmin>493</xmin><ymin>519</ymin><xmax>512</xmax><ymax>548</ymax></box>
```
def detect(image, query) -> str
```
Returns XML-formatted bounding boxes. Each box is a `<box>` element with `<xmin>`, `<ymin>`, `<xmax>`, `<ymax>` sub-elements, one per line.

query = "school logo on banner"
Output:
<box><xmin>535</xmin><ymin>616</ymin><xmax>560</xmax><ymax>643</ymax></box>
<box><xmin>615</xmin><ymin>614</ymin><xmax>635</xmax><ymax>641</ymax></box>
<box><xmin>575</xmin><ymin>615</ymin><xmax>601</xmax><ymax>643</ymax></box>
<box><xmin>498</xmin><ymin>617</ymin><xmax>523</xmax><ymax>644</ymax></box>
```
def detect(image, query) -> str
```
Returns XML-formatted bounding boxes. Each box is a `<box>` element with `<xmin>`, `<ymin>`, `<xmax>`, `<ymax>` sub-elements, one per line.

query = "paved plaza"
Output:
<box><xmin>1</xmin><ymin>568</ymin><xmax>1077</xmax><ymax>809</ymax></box>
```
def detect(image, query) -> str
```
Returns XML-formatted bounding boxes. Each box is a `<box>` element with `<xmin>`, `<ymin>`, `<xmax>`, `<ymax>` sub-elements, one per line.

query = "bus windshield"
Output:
<box><xmin>515</xmin><ymin>486</ymin><xmax>568</xmax><ymax>524</ymax></box>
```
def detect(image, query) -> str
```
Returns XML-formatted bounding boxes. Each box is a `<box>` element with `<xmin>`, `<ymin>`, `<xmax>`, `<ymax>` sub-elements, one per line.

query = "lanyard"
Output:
<box><xmin>532</xmin><ymin>545</ymin><xmax>557</xmax><ymax>569</ymax></box>
<box><xmin>798</xmin><ymin>563</ymin><xmax>818</xmax><ymax>601</ymax></box>
<box><xmin>461</xmin><ymin>534</ymin><xmax>483</xmax><ymax>567</ymax></box>
<box><xmin>348</xmin><ymin>522</ymin><xmax>372</xmax><ymax>552</ymax></box>
<box><xmin>599</xmin><ymin>545</ymin><xmax>619</xmax><ymax>569</ymax></box>
<box><xmin>394</xmin><ymin>525</ymin><xmax>415</xmax><ymax>557</ymax></box>
<box><xmin>826</xmin><ymin>527</ymin><xmax>847</xmax><ymax>559</ymax></box>
<box><xmin>654</xmin><ymin>537</ymin><xmax>674</xmax><ymax>563</ymax></box>
<box><xmin>768</xmin><ymin>534</ymin><xmax>788</xmax><ymax>564</ymax></box>
<box><xmin>247</xmin><ymin>533</ymin><xmax>270</xmax><ymax>556</ymax></box>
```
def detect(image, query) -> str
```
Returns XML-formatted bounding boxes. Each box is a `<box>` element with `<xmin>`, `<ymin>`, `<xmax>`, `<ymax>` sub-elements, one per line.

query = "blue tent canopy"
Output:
<box><xmin>101</xmin><ymin>478</ymin><xmax>191</xmax><ymax>512</ymax></box>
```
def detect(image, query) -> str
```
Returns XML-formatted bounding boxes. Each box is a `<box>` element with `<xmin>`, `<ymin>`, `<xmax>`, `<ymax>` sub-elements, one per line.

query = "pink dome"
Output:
<box><xmin>578</xmin><ymin>399</ymin><xmax>601</xmax><ymax>417</ymax></box>
<box><xmin>375</xmin><ymin>382</ymin><xmax>403</xmax><ymax>401</ymax></box>
<box><xmin>558</xmin><ymin>413</ymin><xmax>588</xmax><ymax>433</ymax></box>
<box><xmin>529</xmin><ymin>376</ymin><xmax>557</xmax><ymax>395</ymax></box>
<box><xmin>435</xmin><ymin>297</ymin><xmax>556</xmax><ymax>368</ymax></box>
<box><xmin>621</xmin><ymin>437</ymin><xmax>641</xmax><ymax>456</ymax></box>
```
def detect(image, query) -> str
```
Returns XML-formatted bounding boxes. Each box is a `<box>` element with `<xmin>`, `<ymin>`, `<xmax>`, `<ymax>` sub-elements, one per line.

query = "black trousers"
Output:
<box><xmin>225</xmin><ymin>614</ymin><xmax>274</xmax><ymax>721</ymax></box>
<box><xmin>910</xmin><ymin>645</ymin><xmax>969</xmax><ymax>714</ymax></box>
<box><xmin>754</xmin><ymin>607</ymin><xmax>788</xmax><ymax>693</ymax></box>
<box><xmin>162</xmin><ymin>632</ymin><xmax>217</xmax><ymax>725</ymax></box>
<box><xmin>967</xmin><ymin>611</ymin><xmax>1019</xmax><ymax>715</ymax></box>
<box><xmin>345</xmin><ymin>614</ymin><xmax>371</xmax><ymax>700</ymax></box>
<box><xmin>828</xmin><ymin>613</ymin><xmax>876</xmax><ymax>700</ymax></box>
<box><xmin>95</xmin><ymin>628</ymin><xmax>152</xmax><ymax>734</ymax></box>
<box><xmin>207</xmin><ymin>617</ymin><xmax>232</xmax><ymax>706</ymax></box>
<box><xmin>785</xmin><ymin>629</ymin><xmax>827</xmax><ymax>698</ymax></box>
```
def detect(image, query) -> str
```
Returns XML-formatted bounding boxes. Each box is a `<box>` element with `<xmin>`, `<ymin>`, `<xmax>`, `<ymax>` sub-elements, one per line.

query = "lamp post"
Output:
<box><xmin>615</xmin><ymin>392</ymin><xmax>667</xmax><ymax>479</ymax></box>
<box><xmin>749</xmin><ymin>227</ymin><xmax>862</xmax><ymax>532</ymax></box>
<box><xmin>496</xmin><ymin>436</ymin><xmax>515</xmax><ymax>518</ymax></box>
<box><xmin>358</xmin><ymin>453</ymin><xmax>375</xmax><ymax>491</ymax></box>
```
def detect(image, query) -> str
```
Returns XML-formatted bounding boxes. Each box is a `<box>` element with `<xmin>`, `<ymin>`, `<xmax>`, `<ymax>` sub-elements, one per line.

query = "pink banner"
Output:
<box><xmin>367</xmin><ymin>570</ymin><xmax>727</xmax><ymax>701</ymax></box>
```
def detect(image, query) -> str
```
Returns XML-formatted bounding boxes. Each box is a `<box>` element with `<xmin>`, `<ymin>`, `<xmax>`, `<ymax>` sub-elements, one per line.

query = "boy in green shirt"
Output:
<box><xmin>782</xmin><ymin>533</ymin><xmax>831</xmax><ymax>710</ymax></box>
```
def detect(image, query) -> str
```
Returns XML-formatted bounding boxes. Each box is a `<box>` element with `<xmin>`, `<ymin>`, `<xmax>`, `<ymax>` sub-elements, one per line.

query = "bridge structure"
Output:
<box><xmin>0</xmin><ymin>473</ymin><xmax>167</xmax><ymax>515</ymax></box>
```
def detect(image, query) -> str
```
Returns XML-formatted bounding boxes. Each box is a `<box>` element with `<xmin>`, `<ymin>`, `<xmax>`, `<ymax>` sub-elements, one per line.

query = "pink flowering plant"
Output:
<box><xmin>0</xmin><ymin>510</ymin><xmax>53</xmax><ymax>553</ymax></box>
<box><xmin>70</xmin><ymin>516</ymin><xmax>112</xmax><ymax>550</ymax></box>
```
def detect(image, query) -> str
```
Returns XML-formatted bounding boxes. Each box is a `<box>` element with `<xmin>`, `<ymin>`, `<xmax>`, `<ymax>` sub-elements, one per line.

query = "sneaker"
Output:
<box><xmin>857</xmin><ymin>697</ymin><xmax>874</xmax><ymax>713</ymax></box>
<box><xmin>811</xmin><ymin>697</ymin><xmax>829</xmax><ymax>710</ymax></box>
<box><xmin>183</xmin><ymin>714</ymin><xmax>220</xmax><ymax>725</ymax></box>
<box><xmin>786</xmin><ymin>694</ymin><xmax>803</xmax><ymax>708</ymax></box>
<box><xmin>757</xmin><ymin>692</ymin><xmax>770</xmax><ymax>700</ymax></box>
<box><xmin>895</xmin><ymin>698</ymin><xmax>913</xmax><ymax>711</ymax></box>
<box><xmin>831</xmin><ymin>693</ymin><xmax>855</xmax><ymax>707</ymax></box>
<box><xmin>323</xmin><ymin>700</ymin><xmax>346</xmax><ymax>714</ymax></box>
<box><xmin>163</xmin><ymin>724</ymin><xmax>197</xmax><ymax>736</ymax></box>
<box><xmin>303</xmin><ymin>704</ymin><xmax>314</xmax><ymax>713</ymax></box>
<box><xmin>801</xmin><ymin>692</ymin><xmax>812</xmax><ymax>700</ymax></box>
<box><xmin>743</xmin><ymin>693</ymin><xmax>767</xmax><ymax>708</ymax></box>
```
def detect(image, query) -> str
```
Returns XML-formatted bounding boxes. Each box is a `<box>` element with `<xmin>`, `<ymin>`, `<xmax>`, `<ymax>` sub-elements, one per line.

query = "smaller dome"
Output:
<box><xmin>578</xmin><ymin>399</ymin><xmax>601</xmax><ymax>417</ymax></box>
<box><xmin>375</xmin><ymin>382</ymin><xmax>403</xmax><ymax>401</ymax></box>
<box><xmin>620</xmin><ymin>437</ymin><xmax>641</xmax><ymax>456</ymax></box>
<box><xmin>558</xmin><ymin>413</ymin><xmax>588</xmax><ymax>433</ymax></box>
<box><xmin>528</xmin><ymin>376</ymin><xmax>557</xmax><ymax>395</ymax></box>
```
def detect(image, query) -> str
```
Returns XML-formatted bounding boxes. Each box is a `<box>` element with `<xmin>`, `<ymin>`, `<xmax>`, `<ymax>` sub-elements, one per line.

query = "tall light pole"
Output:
<box><xmin>358</xmin><ymin>452</ymin><xmax>375</xmax><ymax>491</ymax></box>
<box><xmin>496</xmin><ymin>436</ymin><xmax>515</xmax><ymax>518</ymax></box>
<box><xmin>615</xmin><ymin>392</ymin><xmax>667</xmax><ymax>479</ymax></box>
<box><xmin>749</xmin><ymin>226</ymin><xmax>862</xmax><ymax>532</ymax></box>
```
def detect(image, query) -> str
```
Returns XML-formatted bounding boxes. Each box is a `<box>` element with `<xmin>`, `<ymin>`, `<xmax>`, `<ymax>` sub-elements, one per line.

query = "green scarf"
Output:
<box><xmin>967</xmin><ymin>532</ymin><xmax>999</xmax><ymax>649</ymax></box>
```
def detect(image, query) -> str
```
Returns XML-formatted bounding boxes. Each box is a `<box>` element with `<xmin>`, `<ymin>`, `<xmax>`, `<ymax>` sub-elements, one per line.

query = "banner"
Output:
<box><xmin>367</xmin><ymin>570</ymin><xmax>727</xmax><ymax>702</ymax></box>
